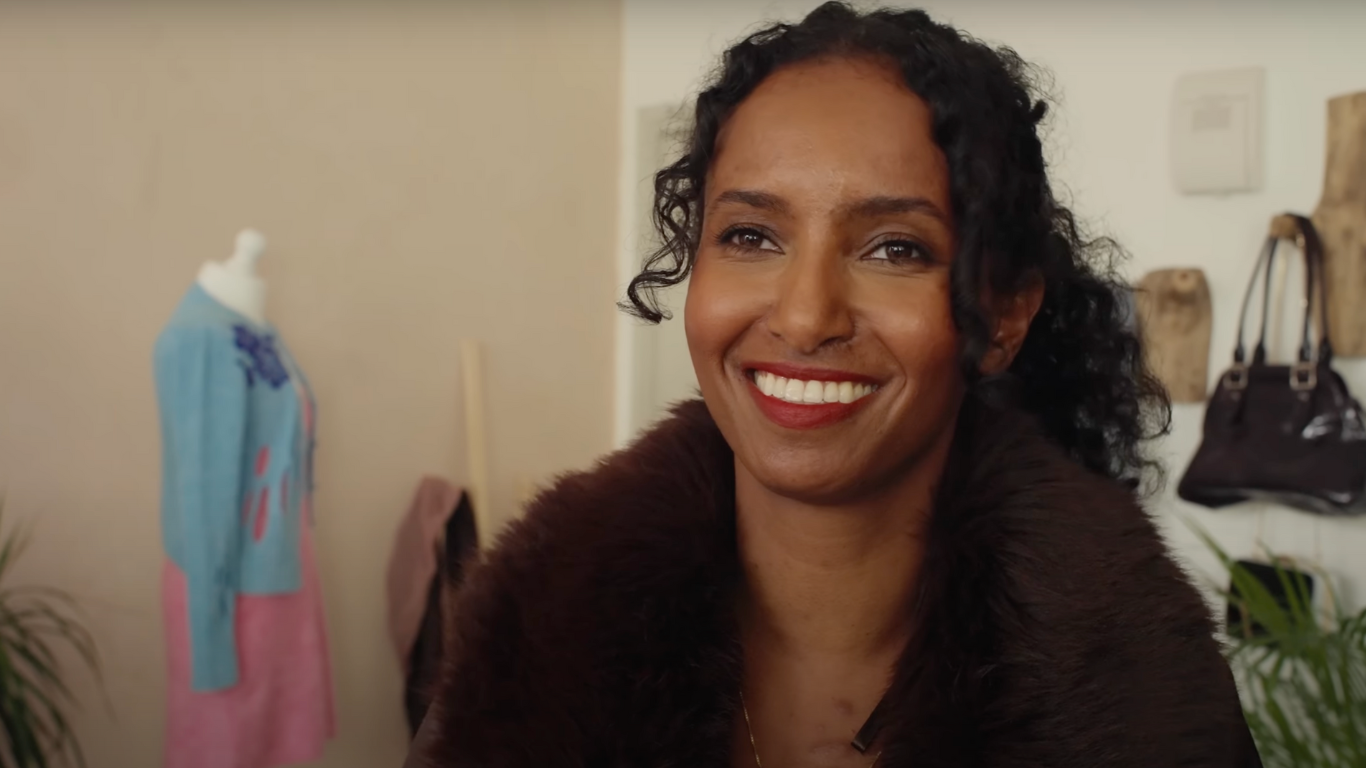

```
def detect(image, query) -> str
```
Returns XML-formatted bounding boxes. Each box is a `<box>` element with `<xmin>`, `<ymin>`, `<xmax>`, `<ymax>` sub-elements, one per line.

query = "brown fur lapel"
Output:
<box><xmin>415</xmin><ymin>398</ymin><xmax>1254</xmax><ymax>767</ymax></box>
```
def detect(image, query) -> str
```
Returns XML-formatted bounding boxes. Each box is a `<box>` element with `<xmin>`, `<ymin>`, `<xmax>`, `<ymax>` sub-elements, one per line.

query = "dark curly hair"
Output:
<box><xmin>623</xmin><ymin>2</ymin><xmax>1170</xmax><ymax>487</ymax></box>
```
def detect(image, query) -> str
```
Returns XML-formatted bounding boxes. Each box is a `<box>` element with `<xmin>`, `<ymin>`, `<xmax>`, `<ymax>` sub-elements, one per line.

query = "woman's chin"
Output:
<box><xmin>737</xmin><ymin>452</ymin><xmax>877</xmax><ymax>506</ymax></box>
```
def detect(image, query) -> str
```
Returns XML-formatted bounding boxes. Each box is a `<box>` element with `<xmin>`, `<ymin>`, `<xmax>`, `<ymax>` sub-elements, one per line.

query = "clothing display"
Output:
<box><xmin>386</xmin><ymin>477</ymin><xmax>479</xmax><ymax>735</ymax></box>
<box><xmin>155</xmin><ymin>283</ymin><xmax>335</xmax><ymax>768</ymax></box>
<box><xmin>406</xmin><ymin>399</ymin><xmax>1260</xmax><ymax>767</ymax></box>
<box><xmin>162</xmin><ymin>514</ymin><xmax>335</xmax><ymax>768</ymax></box>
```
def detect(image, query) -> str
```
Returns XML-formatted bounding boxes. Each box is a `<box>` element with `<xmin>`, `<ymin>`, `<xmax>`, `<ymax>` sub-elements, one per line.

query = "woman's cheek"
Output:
<box><xmin>685</xmin><ymin>253</ymin><xmax>774</xmax><ymax>369</ymax></box>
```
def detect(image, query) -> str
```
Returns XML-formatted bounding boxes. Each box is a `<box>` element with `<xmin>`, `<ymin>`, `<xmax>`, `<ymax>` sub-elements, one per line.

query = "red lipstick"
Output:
<box><xmin>743</xmin><ymin>363</ymin><xmax>879</xmax><ymax>430</ymax></box>
<box><xmin>747</xmin><ymin>362</ymin><xmax>878</xmax><ymax>385</ymax></box>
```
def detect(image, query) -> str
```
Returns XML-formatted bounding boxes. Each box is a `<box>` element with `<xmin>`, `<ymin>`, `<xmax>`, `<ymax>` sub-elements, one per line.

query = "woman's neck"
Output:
<box><xmin>734</xmin><ymin>441</ymin><xmax>950</xmax><ymax>660</ymax></box>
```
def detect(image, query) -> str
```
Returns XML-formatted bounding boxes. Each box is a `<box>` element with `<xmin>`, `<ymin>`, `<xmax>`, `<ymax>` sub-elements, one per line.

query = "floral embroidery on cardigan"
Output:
<box><xmin>233</xmin><ymin>325</ymin><xmax>291</xmax><ymax>389</ymax></box>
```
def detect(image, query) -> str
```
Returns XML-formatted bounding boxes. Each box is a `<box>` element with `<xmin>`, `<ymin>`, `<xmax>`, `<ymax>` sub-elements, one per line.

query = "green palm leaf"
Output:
<box><xmin>0</xmin><ymin>500</ymin><xmax>101</xmax><ymax>767</ymax></box>
<box><xmin>1187</xmin><ymin>519</ymin><xmax>1366</xmax><ymax>768</ymax></box>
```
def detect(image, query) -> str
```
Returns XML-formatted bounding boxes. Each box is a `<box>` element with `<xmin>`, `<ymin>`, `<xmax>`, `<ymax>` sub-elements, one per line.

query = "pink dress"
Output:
<box><xmin>162</xmin><ymin>379</ymin><xmax>335</xmax><ymax>768</ymax></box>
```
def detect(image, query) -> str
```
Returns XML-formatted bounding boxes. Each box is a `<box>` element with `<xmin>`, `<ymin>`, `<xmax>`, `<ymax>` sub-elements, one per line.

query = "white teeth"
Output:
<box><xmin>751</xmin><ymin>371</ymin><xmax>878</xmax><ymax>405</ymax></box>
<box><xmin>801</xmin><ymin>379</ymin><xmax>823</xmax><ymax>404</ymax></box>
<box><xmin>838</xmin><ymin>381</ymin><xmax>854</xmax><ymax>403</ymax></box>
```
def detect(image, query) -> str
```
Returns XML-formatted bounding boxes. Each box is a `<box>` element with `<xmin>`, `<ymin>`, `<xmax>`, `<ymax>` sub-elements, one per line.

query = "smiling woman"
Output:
<box><xmin>405</xmin><ymin>4</ymin><xmax>1261</xmax><ymax>768</ymax></box>
<box><xmin>685</xmin><ymin>57</ymin><xmax>969</xmax><ymax>505</ymax></box>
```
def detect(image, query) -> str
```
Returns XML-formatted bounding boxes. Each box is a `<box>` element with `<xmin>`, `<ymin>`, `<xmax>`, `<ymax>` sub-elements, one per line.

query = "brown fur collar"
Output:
<box><xmin>413</xmin><ymin>399</ymin><xmax>1257</xmax><ymax>767</ymax></box>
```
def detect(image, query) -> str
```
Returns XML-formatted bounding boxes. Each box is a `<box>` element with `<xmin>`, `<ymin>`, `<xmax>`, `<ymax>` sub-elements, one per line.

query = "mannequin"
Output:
<box><xmin>1312</xmin><ymin>91</ymin><xmax>1366</xmax><ymax>357</ymax></box>
<box><xmin>197</xmin><ymin>229</ymin><xmax>268</xmax><ymax>326</ymax></box>
<box><xmin>1134</xmin><ymin>268</ymin><xmax>1213</xmax><ymax>403</ymax></box>
<box><xmin>154</xmin><ymin>230</ymin><xmax>335</xmax><ymax>768</ymax></box>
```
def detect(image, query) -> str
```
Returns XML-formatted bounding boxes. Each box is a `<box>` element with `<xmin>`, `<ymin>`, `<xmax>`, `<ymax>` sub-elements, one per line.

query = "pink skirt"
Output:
<box><xmin>162</xmin><ymin>517</ymin><xmax>336</xmax><ymax>768</ymax></box>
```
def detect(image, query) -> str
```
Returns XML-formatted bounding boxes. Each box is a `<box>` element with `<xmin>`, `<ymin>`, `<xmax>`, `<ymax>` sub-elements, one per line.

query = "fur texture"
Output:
<box><xmin>409</xmin><ymin>399</ymin><xmax>1259</xmax><ymax>767</ymax></box>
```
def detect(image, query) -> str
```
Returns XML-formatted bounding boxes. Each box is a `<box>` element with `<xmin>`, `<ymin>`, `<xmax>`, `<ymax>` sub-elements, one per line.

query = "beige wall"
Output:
<box><xmin>0</xmin><ymin>3</ymin><xmax>621</xmax><ymax>766</ymax></box>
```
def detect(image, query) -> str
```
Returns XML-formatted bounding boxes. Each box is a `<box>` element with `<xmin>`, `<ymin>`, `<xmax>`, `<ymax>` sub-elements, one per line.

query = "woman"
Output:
<box><xmin>407</xmin><ymin>4</ymin><xmax>1259</xmax><ymax>766</ymax></box>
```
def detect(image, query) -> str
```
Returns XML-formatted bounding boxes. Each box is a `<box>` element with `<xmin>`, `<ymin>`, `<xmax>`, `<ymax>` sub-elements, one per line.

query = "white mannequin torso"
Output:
<box><xmin>198</xmin><ymin>229</ymin><xmax>268</xmax><ymax>326</ymax></box>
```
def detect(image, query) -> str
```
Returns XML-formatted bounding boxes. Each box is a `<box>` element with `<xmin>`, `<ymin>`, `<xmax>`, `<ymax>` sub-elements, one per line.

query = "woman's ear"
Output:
<box><xmin>979</xmin><ymin>277</ymin><xmax>1044</xmax><ymax>376</ymax></box>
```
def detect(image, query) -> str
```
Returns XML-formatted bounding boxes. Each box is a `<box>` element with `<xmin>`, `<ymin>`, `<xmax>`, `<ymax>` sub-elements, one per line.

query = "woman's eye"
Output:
<box><xmin>867</xmin><ymin>239</ymin><xmax>929</xmax><ymax>264</ymax></box>
<box><xmin>722</xmin><ymin>228</ymin><xmax>779</xmax><ymax>252</ymax></box>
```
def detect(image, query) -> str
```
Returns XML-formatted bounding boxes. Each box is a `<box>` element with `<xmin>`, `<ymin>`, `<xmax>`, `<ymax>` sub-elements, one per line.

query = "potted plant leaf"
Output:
<box><xmin>1190</xmin><ymin>523</ymin><xmax>1366</xmax><ymax>768</ymax></box>
<box><xmin>0</xmin><ymin>500</ymin><xmax>102</xmax><ymax>768</ymax></box>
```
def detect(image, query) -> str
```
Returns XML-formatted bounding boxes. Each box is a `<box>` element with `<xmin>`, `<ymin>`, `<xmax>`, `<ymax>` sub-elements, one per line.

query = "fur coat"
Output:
<box><xmin>405</xmin><ymin>398</ymin><xmax>1261</xmax><ymax>767</ymax></box>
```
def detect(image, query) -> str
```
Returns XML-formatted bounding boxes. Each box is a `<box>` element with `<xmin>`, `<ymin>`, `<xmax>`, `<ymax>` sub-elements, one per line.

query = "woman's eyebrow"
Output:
<box><xmin>707</xmin><ymin>188</ymin><xmax>790</xmax><ymax>216</ymax></box>
<box><xmin>839</xmin><ymin>195</ymin><xmax>948</xmax><ymax>225</ymax></box>
<box><xmin>706</xmin><ymin>189</ymin><xmax>948</xmax><ymax>226</ymax></box>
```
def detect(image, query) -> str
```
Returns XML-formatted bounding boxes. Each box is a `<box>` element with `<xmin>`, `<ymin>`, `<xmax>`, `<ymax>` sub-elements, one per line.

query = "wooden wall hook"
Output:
<box><xmin>1311</xmin><ymin>91</ymin><xmax>1366</xmax><ymax>357</ymax></box>
<box><xmin>1135</xmin><ymin>268</ymin><xmax>1213</xmax><ymax>403</ymax></box>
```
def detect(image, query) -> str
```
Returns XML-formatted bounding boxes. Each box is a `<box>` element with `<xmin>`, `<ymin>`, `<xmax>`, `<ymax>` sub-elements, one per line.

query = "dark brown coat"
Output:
<box><xmin>406</xmin><ymin>398</ymin><xmax>1260</xmax><ymax>767</ymax></box>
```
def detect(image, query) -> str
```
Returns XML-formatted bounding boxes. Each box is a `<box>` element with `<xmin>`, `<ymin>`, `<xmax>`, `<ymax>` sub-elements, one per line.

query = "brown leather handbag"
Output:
<box><xmin>1178</xmin><ymin>213</ymin><xmax>1366</xmax><ymax>516</ymax></box>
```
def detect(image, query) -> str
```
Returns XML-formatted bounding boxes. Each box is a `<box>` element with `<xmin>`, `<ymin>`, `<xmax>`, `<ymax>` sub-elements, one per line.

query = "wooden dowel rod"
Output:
<box><xmin>460</xmin><ymin>339</ymin><xmax>492</xmax><ymax>548</ymax></box>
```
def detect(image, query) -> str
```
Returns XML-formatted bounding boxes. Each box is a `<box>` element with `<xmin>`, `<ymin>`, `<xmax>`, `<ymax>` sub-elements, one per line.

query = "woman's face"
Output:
<box><xmin>685</xmin><ymin>56</ymin><xmax>963</xmax><ymax>504</ymax></box>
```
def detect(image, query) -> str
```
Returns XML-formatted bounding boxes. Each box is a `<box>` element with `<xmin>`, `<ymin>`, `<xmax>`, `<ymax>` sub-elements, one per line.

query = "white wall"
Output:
<box><xmin>615</xmin><ymin>0</ymin><xmax>1366</xmax><ymax>607</ymax></box>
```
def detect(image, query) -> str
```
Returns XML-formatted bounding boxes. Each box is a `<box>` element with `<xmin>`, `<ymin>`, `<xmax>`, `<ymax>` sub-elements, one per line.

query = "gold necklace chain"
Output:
<box><xmin>739</xmin><ymin>690</ymin><xmax>882</xmax><ymax>767</ymax></box>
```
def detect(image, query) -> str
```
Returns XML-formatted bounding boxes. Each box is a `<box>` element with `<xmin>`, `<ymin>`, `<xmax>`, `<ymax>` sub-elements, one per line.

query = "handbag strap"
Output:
<box><xmin>1232</xmin><ymin>237</ymin><xmax>1279</xmax><ymax>365</ymax></box>
<box><xmin>1290</xmin><ymin>213</ymin><xmax>1334</xmax><ymax>365</ymax></box>
<box><xmin>1253</xmin><ymin>238</ymin><xmax>1281</xmax><ymax>364</ymax></box>
<box><xmin>1232</xmin><ymin>214</ymin><xmax>1329</xmax><ymax>368</ymax></box>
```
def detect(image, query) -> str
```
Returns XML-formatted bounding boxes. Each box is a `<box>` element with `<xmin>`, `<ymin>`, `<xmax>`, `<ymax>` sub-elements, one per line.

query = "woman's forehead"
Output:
<box><xmin>708</xmin><ymin>57</ymin><xmax>949</xmax><ymax>212</ymax></box>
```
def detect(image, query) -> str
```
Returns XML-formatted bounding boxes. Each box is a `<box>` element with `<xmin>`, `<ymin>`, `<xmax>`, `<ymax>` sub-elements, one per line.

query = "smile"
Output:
<box><xmin>749</xmin><ymin>370</ymin><xmax>879</xmax><ymax>404</ymax></box>
<box><xmin>744</xmin><ymin>366</ymin><xmax>881</xmax><ymax>430</ymax></box>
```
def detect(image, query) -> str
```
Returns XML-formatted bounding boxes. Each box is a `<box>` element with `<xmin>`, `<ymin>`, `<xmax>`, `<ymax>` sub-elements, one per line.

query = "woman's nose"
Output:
<box><xmin>766</xmin><ymin>247</ymin><xmax>855</xmax><ymax>354</ymax></box>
